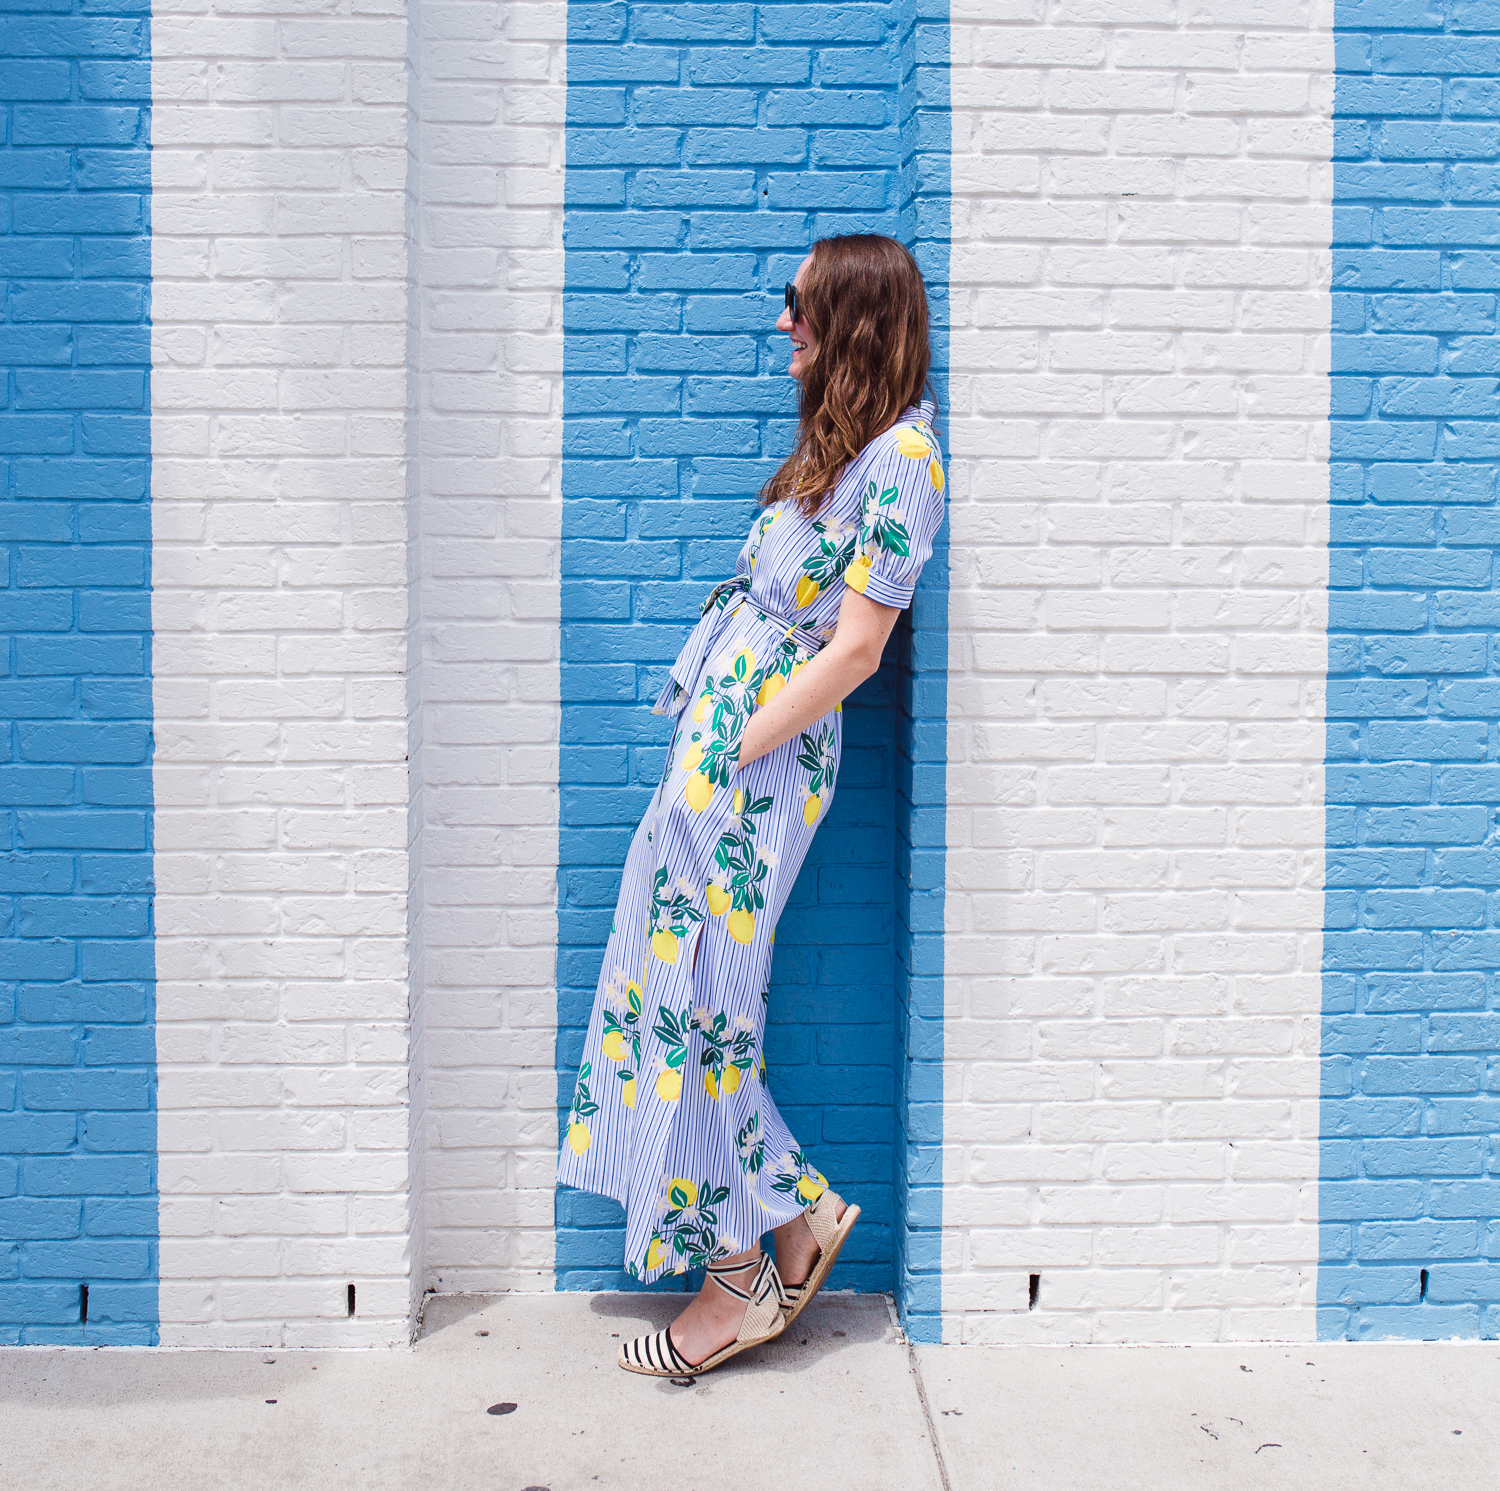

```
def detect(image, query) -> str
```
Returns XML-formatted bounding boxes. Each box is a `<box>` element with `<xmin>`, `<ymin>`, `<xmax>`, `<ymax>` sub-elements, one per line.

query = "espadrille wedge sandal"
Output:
<box><xmin>617</xmin><ymin>1253</ymin><xmax>788</xmax><ymax>1378</ymax></box>
<box><xmin>779</xmin><ymin>1188</ymin><xmax>860</xmax><ymax>1327</ymax></box>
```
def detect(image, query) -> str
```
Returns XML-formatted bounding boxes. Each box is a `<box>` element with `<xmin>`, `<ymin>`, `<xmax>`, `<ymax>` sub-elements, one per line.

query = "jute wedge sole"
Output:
<box><xmin>779</xmin><ymin>1188</ymin><xmax>860</xmax><ymax>1328</ymax></box>
<box><xmin>618</xmin><ymin>1253</ymin><xmax>788</xmax><ymax>1378</ymax></box>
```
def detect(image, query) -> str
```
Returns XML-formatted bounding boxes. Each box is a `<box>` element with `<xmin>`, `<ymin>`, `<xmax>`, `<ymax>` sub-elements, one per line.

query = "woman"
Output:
<box><xmin>557</xmin><ymin>233</ymin><xmax>946</xmax><ymax>1377</ymax></box>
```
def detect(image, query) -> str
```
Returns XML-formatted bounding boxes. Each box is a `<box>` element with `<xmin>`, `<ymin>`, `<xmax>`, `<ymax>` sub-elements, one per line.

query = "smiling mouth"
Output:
<box><xmin>790</xmin><ymin>339</ymin><xmax>807</xmax><ymax>352</ymax></box>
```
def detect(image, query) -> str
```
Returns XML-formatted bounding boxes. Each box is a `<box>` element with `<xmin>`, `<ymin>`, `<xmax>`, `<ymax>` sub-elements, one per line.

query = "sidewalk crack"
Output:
<box><xmin>899</xmin><ymin>1315</ymin><xmax>953</xmax><ymax>1491</ymax></box>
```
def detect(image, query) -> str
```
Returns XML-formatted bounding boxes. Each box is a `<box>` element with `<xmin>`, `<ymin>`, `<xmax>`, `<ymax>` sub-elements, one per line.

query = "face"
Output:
<box><xmin>775</xmin><ymin>254</ymin><xmax>816</xmax><ymax>380</ymax></box>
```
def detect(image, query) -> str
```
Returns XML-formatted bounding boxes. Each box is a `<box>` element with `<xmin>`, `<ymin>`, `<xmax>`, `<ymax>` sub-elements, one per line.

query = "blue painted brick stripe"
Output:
<box><xmin>1326</xmin><ymin>0</ymin><xmax>1500</xmax><ymax>1343</ymax></box>
<box><xmin>893</xmin><ymin>0</ymin><xmax>949</xmax><ymax>1346</ymax></box>
<box><xmin>555</xmin><ymin>0</ymin><xmax>947</xmax><ymax>1333</ymax></box>
<box><xmin>0</xmin><ymin>2</ymin><xmax>155</xmax><ymax>1344</ymax></box>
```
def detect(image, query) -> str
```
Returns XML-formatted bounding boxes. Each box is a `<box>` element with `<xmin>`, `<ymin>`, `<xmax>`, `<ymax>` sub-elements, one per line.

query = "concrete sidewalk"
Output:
<box><xmin>0</xmin><ymin>1294</ymin><xmax>1496</xmax><ymax>1491</ymax></box>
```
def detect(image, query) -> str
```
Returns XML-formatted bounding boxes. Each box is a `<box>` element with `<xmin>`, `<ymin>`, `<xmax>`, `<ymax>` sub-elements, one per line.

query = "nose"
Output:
<box><xmin>776</xmin><ymin>306</ymin><xmax>793</xmax><ymax>333</ymax></box>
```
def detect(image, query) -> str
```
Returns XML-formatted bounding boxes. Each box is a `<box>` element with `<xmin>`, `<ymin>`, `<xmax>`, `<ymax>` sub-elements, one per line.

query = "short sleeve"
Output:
<box><xmin>843</xmin><ymin>422</ymin><xmax>946</xmax><ymax>609</ymax></box>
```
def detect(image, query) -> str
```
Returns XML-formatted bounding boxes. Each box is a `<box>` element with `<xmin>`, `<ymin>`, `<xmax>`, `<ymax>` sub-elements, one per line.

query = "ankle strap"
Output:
<box><xmin>704</xmin><ymin>1255</ymin><xmax>759</xmax><ymax>1301</ymax></box>
<box><xmin>705</xmin><ymin>1253</ymin><xmax>785</xmax><ymax>1308</ymax></box>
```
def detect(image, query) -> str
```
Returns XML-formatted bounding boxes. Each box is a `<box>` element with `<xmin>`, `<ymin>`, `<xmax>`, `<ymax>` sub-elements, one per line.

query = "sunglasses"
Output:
<box><xmin>783</xmin><ymin>281</ymin><xmax>801</xmax><ymax>324</ymax></box>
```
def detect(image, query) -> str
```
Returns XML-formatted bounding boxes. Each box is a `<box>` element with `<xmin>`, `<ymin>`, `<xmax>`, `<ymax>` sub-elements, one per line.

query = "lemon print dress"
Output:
<box><xmin>557</xmin><ymin>401</ymin><xmax>945</xmax><ymax>1281</ymax></box>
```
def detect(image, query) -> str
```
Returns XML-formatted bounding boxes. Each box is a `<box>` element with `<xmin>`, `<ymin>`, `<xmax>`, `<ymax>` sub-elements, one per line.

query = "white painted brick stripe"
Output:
<box><xmin>412</xmin><ymin>0</ymin><xmax>564</xmax><ymax>1298</ymax></box>
<box><xmin>944</xmin><ymin>4</ymin><xmax>1332</xmax><ymax>1344</ymax></box>
<box><xmin>152</xmin><ymin>0</ymin><xmax>416</xmax><ymax>1347</ymax></box>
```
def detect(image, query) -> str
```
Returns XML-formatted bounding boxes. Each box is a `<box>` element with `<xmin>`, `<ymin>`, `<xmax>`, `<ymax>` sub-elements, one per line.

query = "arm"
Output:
<box><xmin>735</xmin><ymin>587</ymin><xmax>901</xmax><ymax>770</ymax></box>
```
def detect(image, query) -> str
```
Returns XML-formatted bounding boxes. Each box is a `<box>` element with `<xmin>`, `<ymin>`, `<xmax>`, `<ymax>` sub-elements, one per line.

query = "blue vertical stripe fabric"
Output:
<box><xmin>1326</xmin><ymin>0</ymin><xmax>1500</xmax><ymax>1341</ymax></box>
<box><xmin>0</xmin><ymin>2</ymin><xmax>156</xmax><ymax>1343</ymax></box>
<box><xmin>556</xmin><ymin>0</ymin><xmax>948</xmax><ymax>1328</ymax></box>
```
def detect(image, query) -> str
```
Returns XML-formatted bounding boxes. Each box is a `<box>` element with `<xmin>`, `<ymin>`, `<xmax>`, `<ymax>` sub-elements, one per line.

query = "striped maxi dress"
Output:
<box><xmin>557</xmin><ymin>400</ymin><xmax>945</xmax><ymax>1282</ymax></box>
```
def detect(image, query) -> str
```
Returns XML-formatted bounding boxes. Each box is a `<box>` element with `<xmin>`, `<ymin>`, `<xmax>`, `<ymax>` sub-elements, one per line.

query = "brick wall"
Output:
<box><xmin>0</xmin><ymin>1</ymin><xmax>157</xmax><ymax>1345</ymax></box>
<box><xmin>150</xmin><ymin>0</ymin><xmax>413</xmax><ymax>1347</ymax></box>
<box><xmin>553</xmin><ymin>0</ymin><xmax>946</xmax><ymax>1294</ymax></box>
<box><xmin>1323</xmin><ymin>0</ymin><xmax>1500</xmax><ymax>1342</ymax></box>
<box><xmin>19</xmin><ymin>0</ymin><xmax>1500</xmax><ymax>1349</ymax></box>
<box><xmin>895</xmin><ymin>0</ymin><xmax>951</xmax><ymax>1344</ymax></box>
<box><xmin>411</xmin><ymin>0</ymin><xmax>564</xmax><ymax>1297</ymax></box>
<box><xmin>943</xmin><ymin>3</ymin><xmax>1333</xmax><ymax>1343</ymax></box>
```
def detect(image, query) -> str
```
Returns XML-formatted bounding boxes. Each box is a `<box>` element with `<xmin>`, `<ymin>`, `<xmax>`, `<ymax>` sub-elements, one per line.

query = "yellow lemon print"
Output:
<box><xmin>929</xmin><ymin>459</ymin><xmax>944</xmax><ymax>492</ymax></box>
<box><xmin>796</xmin><ymin>1175</ymin><xmax>825</xmax><ymax>1203</ymax></box>
<box><xmin>681</xmin><ymin>740</ymin><xmax>703</xmax><ymax>772</ymax></box>
<box><xmin>705</xmin><ymin>1068</ymin><xmax>720</xmax><ymax>1100</ymax></box>
<box><xmin>692</xmin><ymin>691</ymin><xmax>710</xmax><ymax>724</ymax></box>
<box><xmin>567</xmin><ymin>1121</ymin><xmax>591</xmax><ymax>1156</ymax></box>
<box><xmin>622</xmin><ymin>1078</ymin><xmax>636</xmax><ymax>1109</ymax></box>
<box><xmin>685</xmin><ymin>772</ymin><xmax>713</xmax><ymax>812</ymax></box>
<box><xmin>656</xmin><ymin>1067</ymin><xmax>683</xmax><ymax>1102</ymax></box>
<box><xmin>646</xmin><ymin>1237</ymin><xmax>666</xmax><ymax>1270</ymax></box>
<box><xmin>803</xmin><ymin>793</ymin><xmax>821</xmax><ymax>826</ymax></box>
<box><xmin>790</xmin><ymin>659</ymin><xmax>807</xmax><ymax>680</ymax></box>
<box><xmin>733</xmin><ymin>645</ymin><xmax>757</xmax><ymax>674</ymax></box>
<box><xmin>722</xmin><ymin>1064</ymin><xmax>741</xmax><ymax>1096</ymax></box>
<box><xmin>727</xmin><ymin>908</ymin><xmax>755</xmax><ymax>945</ymax></box>
<box><xmin>602</xmin><ymin>1030</ymin><xmax>626</xmax><ymax>1062</ymax></box>
<box><xmin>667</xmin><ymin>1178</ymin><xmax>697</xmax><ymax>1209</ymax></box>
<box><xmin>651</xmin><ymin>928</ymin><xmax>679</xmax><ymax>964</ymax></box>
<box><xmin>846</xmin><ymin>554</ymin><xmax>871</xmax><ymax>593</ymax></box>
<box><xmin>794</xmin><ymin>575</ymin><xmax>819</xmax><ymax>609</ymax></box>
<box><xmin>706</xmin><ymin>883</ymin><xmax>731</xmax><ymax>916</ymax></box>
<box><xmin>894</xmin><ymin>426</ymin><xmax>931</xmax><ymax>459</ymax></box>
<box><xmin>756</xmin><ymin>671</ymin><xmax>786</xmax><ymax>707</ymax></box>
<box><xmin>733</xmin><ymin>787</ymin><xmax>743</xmax><ymax>814</ymax></box>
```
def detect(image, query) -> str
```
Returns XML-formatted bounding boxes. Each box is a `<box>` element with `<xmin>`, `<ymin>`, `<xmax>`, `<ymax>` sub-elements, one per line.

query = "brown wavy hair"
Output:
<box><xmin>760</xmin><ymin>234</ymin><xmax>934</xmax><ymax>516</ymax></box>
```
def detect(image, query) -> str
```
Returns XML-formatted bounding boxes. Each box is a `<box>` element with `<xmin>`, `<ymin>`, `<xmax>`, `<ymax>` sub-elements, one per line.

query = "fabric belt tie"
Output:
<box><xmin>651</xmin><ymin>574</ymin><xmax>827</xmax><ymax>719</ymax></box>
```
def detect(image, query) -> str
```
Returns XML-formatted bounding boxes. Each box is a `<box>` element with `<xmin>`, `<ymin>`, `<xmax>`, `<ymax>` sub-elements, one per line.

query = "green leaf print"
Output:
<box><xmin>565</xmin><ymin>1063</ymin><xmax>600</xmax><ymax>1154</ymax></box>
<box><xmin>694</xmin><ymin>1006</ymin><xmax>756</xmax><ymax>1099</ymax></box>
<box><xmin>796</xmin><ymin>724</ymin><xmax>836</xmax><ymax>797</ymax></box>
<box><xmin>795</xmin><ymin>519</ymin><xmax>857</xmax><ymax>607</ymax></box>
<box><xmin>747</xmin><ymin>508</ymin><xmax>779</xmax><ymax>570</ymax></box>
<box><xmin>657</xmin><ymin>1177</ymin><xmax>737</xmax><ymax>1269</ymax></box>
<box><xmin>860</xmin><ymin>479</ymin><xmax>911</xmax><ymax>560</ymax></box>
<box><xmin>647</xmin><ymin>865</ymin><xmax>704</xmax><ymax>964</ymax></box>
<box><xmin>736</xmin><ymin>1112</ymin><xmax>765</xmax><ymax>1175</ymax></box>
<box><xmin>681</xmin><ymin>646</ymin><xmax>765</xmax><ymax>801</ymax></box>
<box><xmin>769</xmin><ymin>1146</ymin><xmax>827</xmax><ymax>1204</ymax></box>
<box><xmin>709</xmin><ymin>792</ymin><xmax>772</xmax><ymax>921</ymax></box>
<box><xmin>601</xmin><ymin>969</ymin><xmax>643</xmax><ymax>1092</ymax></box>
<box><xmin>569</xmin><ymin>1063</ymin><xmax>599</xmax><ymax>1123</ymax></box>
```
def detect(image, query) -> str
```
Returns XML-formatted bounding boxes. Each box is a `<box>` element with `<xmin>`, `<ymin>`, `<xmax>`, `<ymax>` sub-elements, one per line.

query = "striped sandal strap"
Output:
<box><xmin>705</xmin><ymin>1255</ymin><xmax>787</xmax><ymax>1334</ymax></box>
<box><xmin>704</xmin><ymin>1256</ymin><xmax>760</xmax><ymax>1304</ymax></box>
<box><xmin>753</xmin><ymin>1253</ymin><xmax>789</xmax><ymax>1309</ymax></box>
<box><xmin>620</xmin><ymin>1327</ymin><xmax>696</xmax><ymax>1375</ymax></box>
<box><xmin>734</xmin><ymin>1254</ymin><xmax>787</xmax><ymax>1342</ymax></box>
